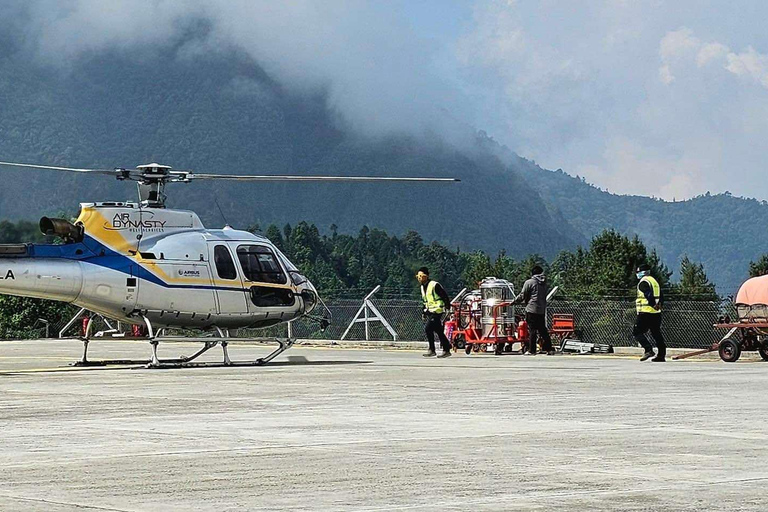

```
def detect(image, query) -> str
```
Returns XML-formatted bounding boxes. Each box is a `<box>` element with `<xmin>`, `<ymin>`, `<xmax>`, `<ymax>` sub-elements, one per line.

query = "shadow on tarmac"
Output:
<box><xmin>268</xmin><ymin>356</ymin><xmax>373</xmax><ymax>366</ymax></box>
<box><xmin>0</xmin><ymin>356</ymin><xmax>372</xmax><ymax>375</ymax></box>
<box><xmin>137</xmin><ymin>355</ymin><xmax>374</xmax><ymax>369</ymax></box>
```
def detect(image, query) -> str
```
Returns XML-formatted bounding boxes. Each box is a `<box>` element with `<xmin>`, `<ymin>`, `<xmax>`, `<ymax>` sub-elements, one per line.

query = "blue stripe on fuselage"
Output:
<box><xmin>27</xmin><ymin>236</ymin><xmax>246</xmax><ymax>292</ymax></box>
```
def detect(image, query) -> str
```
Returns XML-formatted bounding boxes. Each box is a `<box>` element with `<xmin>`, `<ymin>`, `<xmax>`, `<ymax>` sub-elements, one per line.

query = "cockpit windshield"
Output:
<box><xmin>273</xmin><ymin>247</ymin><xmax>309</xmax><ymax>285</ymax></box>
<box><xmin>236</xmin><ymin>245</ymin><xmax>287</xmax><ymax>284</ymax></box>
<box><xmin>273</xmin><ymin>247</ymin><xmax>298</xmax><ymax>271</ymax></box>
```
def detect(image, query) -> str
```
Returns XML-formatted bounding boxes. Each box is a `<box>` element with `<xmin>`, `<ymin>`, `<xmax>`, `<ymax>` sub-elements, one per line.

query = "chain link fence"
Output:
<box><xmin>2</xmin><ymin>292</ymin><xmax>738</xmax><ymax>349</ymax></box>
<box><xmin>544</xmin><ymin>297</ymin><xmax>734</xmax><ymax>349</ymax></box>
<box><xmin>242</xmin><ymin>294</ymin><xmax>734</xmax><ymax>349</ymax></box>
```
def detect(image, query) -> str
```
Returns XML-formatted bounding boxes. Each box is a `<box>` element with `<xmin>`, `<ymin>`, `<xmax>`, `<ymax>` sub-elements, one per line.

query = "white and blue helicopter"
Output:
<box><xmin>0</xmin><ymin>161</ymin><xmax>457</xmax><ymax>367</ymax></box>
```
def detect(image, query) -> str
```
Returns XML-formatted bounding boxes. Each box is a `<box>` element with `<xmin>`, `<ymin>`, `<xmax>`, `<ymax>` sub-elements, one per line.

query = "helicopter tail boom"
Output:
<box><xmin>0</xmin><ymin>256</ymin><xmax>83</xmax><ymax>303</ymax></box>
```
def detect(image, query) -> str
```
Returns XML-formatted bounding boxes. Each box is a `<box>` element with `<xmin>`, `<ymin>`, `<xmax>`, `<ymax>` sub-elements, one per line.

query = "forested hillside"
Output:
<box><xmin>0</xmin><ymin>31</ymin><xmax>765</xmax><ymax>289</ymax></box>
<box><xmin>516</xmin><ymin>157</ymin><xmax>766</xmax><ymax>291</ymax></box>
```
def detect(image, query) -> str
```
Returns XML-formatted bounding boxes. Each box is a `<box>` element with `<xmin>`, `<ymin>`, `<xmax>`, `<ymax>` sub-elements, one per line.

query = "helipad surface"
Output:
<box><xmin>1</xmin><ymin>339</ymin><xmax>767</xmax><ymax>511</ymax></box>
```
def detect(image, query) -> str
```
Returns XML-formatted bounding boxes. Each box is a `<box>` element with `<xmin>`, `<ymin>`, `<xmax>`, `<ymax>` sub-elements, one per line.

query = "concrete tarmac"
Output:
<box><xmin>1</xmin><ymin>339</ymin><xmax>767</xmax><ymax>511</ymax></box>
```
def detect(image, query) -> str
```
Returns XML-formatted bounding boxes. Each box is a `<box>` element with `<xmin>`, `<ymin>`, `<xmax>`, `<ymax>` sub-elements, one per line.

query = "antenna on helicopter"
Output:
<box><xmin>0</xmin><ymin>160</ymin><xmax>460</xmax><ymax>208</ymax></box>
<box><xmin>213</xmin><ymin>196</ymin><xmax>231</xmax><ymax>228</ymax></box>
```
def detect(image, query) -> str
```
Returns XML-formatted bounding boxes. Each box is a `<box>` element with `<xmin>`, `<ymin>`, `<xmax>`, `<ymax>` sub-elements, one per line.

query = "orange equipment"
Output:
<box><xmin>446</xmin><ymin>280</ymin><xmax>575</xmax><ymax>355</ymax></box>
<box><xmin>517</xmin><ymin>319</ymin><xmax>528</xmax><ymax>343</ymax></box>
<box><xmin>550</xmin><ymin>313</ymin><xmax>575</xmax><ymax>351</ymax></box>
<box><xmin>448</xmin><ymin>279</ymin><xmax>525</xmax><ymax>355</ymax></box>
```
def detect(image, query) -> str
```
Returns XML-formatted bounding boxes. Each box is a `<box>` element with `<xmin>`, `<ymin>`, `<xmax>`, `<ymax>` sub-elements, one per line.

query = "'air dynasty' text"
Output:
<box><xmin>109</xmin><ymin>213</ymin><xmax>167</xmax><ymax>232</ymax></box>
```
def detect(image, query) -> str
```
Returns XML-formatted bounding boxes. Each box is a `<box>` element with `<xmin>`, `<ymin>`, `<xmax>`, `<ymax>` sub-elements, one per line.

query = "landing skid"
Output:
<box><xmin>71</xmin><ymin>317</ymin><xmax>296</xmax><ymax>368</ymax></box>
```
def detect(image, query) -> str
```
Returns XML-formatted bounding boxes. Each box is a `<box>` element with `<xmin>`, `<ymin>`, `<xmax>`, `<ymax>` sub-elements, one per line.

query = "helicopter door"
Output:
<box><xmin>209</xmin><ymin>243</ymin><xmax>249</xmax><ymax>314</ymax></box>
<box><xmin>234</xmin><ymin>244</ymin><xmax>294</xmax><ymax>310</ymax></box>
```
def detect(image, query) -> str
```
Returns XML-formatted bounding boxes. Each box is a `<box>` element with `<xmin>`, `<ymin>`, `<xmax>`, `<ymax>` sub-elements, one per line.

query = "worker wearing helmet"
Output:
<box><xmin>512</xmin><ymin>265</ymin><xmax>554</xmax><ymax>355</ymax></box>
<box><xmin>634</xmin><ymin>264</ymin><xmax>667</xmax><ymax>362</ymax></box>
<box><xmin>416</xmin><ymin>267</ymin><xmax>452</xmax><ymax>358</ymax></box>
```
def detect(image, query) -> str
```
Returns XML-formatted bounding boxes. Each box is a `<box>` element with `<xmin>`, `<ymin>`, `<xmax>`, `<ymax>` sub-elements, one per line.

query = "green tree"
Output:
<box><xmin>460</xmin><ymin>251</ymin><xmax>494</xmax><ymax>288</ymax></box>
<box><xmin>265</xmin><ymin>224</ymin><xmax>284</xmax><ymax>251</ymax></box>
<box><xmin>383</xmin><ymin>257</ymin><xmax>411</xmax><ymax>292</ymax></box>
<box><xmin>555</xmin><ymin>230</ymin><xmax>671</xmax><ymax>297</ymax></box>
<box><xmin>0</xmin><ymin>295</ymin><xmax>74</xmax><ymax>339</ymax></box>
<box><xmin>492</xmin><ymin>251</ymin><xmax>516</xmax><ymax>283</ymax></box>
<box><xmin>676</xmin><ymin>256</ymin><xmax>717</xmax><ymax>298</ymax></box>
<box><xmin>0</xmin><ymin>220</ymin><xmax>42</xmax><ymax>243</ymax></box>
<box><xmin>749</xmin><ymin>254</ymin><xmax>768</xmax><ymax>277</ymax></box>
<box><xmin>282</xmin><ymin>224</ymin><xmax>293</xmax><ymax>257</ymax></box>
<box><xmin>402</xmin><ymin>230</ymin><xmax>423</xmax><ymax>255</ymax></box>
<box><xmin>509</xmin><ymin>254</ymin><xmax>548</xmax><ymax>290</ymax></box>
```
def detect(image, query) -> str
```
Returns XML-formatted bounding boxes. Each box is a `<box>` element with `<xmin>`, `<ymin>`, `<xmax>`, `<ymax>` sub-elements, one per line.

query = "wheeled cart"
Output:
<box><xmin>447</xmin><ymin>278</ymin><xmax>523</xmax><ymax>355</ymax></box>
<box><xmin>674</xmin><ymin>322</ymin><xmax>768</xmax><ymax>362</ymax></box>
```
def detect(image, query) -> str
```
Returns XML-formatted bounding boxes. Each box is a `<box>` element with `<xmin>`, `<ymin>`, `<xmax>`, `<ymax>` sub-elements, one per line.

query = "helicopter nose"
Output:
<box><xmin>299</xmin><ymin>279</ymin><xmax>319</xmax><ymax>314</ymax></box>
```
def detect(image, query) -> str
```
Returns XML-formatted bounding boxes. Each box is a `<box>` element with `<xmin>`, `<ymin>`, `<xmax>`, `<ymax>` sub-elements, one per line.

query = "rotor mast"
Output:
<box><xmin>134</xmin><ymin>163</ymin><xmax>173</xmax><ymax>208</ymax></box>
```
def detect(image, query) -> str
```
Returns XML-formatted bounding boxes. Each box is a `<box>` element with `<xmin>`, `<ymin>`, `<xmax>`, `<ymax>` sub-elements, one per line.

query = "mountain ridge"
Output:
<box><xmin>0</xmin><ymin>40</ymin><xmax>762</xmax><ymax>290</ymax></box>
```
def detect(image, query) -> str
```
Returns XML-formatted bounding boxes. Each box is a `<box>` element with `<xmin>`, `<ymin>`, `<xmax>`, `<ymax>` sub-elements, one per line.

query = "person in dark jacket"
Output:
<box><xmin>512</xmin><ymin>265</ymin><xmax>554</xmax><ymax>355</ymax></box>
<box><xmin>416</xmin><ymin>267</ymin><xmax>452</xmax><ymax>358</ymax></box>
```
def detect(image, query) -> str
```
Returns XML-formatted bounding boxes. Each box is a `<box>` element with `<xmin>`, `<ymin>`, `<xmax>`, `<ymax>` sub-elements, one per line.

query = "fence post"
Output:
<box><xmin>58</xmin><ymin>308</ymin><xmax>87</xmax><ymax>338</ymax></box>
<box><xmin>36</xmin><ymin>318</ymin><xmax>50</xmax><ymax>338</ymax></box>
<box><xmin>340</xmin><ymin>286</ymin><xmax>399</xmax><ymax>342</ymax></box>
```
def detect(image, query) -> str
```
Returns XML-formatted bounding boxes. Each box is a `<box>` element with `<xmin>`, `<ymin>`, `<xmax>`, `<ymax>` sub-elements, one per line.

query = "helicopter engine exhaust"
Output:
<box><xmin>40</xmin><ymin>217</ymin><xmax>84</xmax><ymax>243</ymax></box>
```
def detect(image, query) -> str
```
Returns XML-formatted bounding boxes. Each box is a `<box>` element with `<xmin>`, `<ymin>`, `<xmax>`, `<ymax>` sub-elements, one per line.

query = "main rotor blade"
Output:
<box><xmin>0</xmin><ymin>161</ymin><xmax>118</xmax><ymax>176</ymax></box>
<box><xmin>186</xmin><ymin>173</ymin><xmax>460</xmax><ymax>182</ymax></box>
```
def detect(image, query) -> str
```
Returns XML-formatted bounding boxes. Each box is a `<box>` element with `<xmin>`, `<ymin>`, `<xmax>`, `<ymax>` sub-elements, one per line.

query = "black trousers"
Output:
<box><xmin>425</xmin><ymin>313</ymin><xmax>451</xmax><ymax>353</ymax></box>
<box><xmin>526</xmin><ymin>312</ymin><xmax>553</xmax><ymax>353</ymax></box>
<box><xmin>634</xmin><ymin>313</ymin><xmax>666</xmax><ymax>358</ymax></box>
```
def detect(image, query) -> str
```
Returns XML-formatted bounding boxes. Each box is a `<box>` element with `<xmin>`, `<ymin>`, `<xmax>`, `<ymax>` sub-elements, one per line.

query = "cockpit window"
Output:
<box><xmin>236</xmin><ymin>245</ymin><xmax>287</xmax><ymax>284</ymax></box>
<box><xmin>273</xmin><ymin>246</ymin><xmax>306</xmax><ymax>285</ymax></box>
<box><xmin>274</xmin><ymin>247</ymin><xmax>298</xmax><ymax>271</ymax></box>
<box><xmin>214</xmin><ymin>245</ymin><xmax>237</xmax><ymax>280</ymax></box>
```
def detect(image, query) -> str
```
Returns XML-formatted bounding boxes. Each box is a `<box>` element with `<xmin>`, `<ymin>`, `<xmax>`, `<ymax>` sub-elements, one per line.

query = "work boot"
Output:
<box><xmin>423</xmin><ymin>351</ymin><xmax>436</xmax><ymax>357</ymax></box>
<box><xmin>437</xmin><ymin>351</ymin><xmax>452</xmax><ymax>358</ymax></box>
<box><xmin>640</xmin><ymin>351</ymin><xmax>655</xmax><ymax>361</ymax></box>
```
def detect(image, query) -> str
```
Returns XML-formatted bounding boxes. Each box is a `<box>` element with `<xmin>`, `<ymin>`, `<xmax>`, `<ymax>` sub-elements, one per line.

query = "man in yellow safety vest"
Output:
<box><xmin>634</xmin><ymin>264</ymin><xmax>667</xmax><ymax>362</ymax></box>
<box><xmin>416</xmin><ymin>267</ymin><xmax>452</xmax><ymax>358</ymax></box>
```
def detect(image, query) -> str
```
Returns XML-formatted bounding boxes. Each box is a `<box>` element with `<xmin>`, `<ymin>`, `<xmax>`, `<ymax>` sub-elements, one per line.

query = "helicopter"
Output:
<box><xmin>0</xmin><ymin>160</ymin><xmax>458</xmax><ymax>367</ymax></box>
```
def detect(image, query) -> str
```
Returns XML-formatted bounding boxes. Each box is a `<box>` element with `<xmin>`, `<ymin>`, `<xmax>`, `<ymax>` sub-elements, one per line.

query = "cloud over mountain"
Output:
<box><xmin>5</xmin><ymin>0</ymin><xmax>768</xmax><ymax>201</ymax></box>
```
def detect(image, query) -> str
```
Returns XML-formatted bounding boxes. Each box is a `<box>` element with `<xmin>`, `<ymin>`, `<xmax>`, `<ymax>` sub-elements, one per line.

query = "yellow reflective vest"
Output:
<box><xmin>636</xmin><ymin>275</ymin><xmax>661</xmax><ymax>314</ymax></box>
<box><xmin>421</xmin><ymin>280</ymin><xmax>446</xmax><ymax>314</ymax></box>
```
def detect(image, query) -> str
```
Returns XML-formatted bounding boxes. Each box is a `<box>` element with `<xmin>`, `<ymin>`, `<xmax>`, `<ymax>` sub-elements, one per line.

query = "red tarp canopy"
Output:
<box><xmin>736</xmin><ymin>275</ymin><xmax>768</xmax><ymax>305</ymax></box>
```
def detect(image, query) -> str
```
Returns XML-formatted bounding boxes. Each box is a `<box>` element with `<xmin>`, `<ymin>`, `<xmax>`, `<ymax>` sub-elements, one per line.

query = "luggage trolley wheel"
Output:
<box><xmin>758</xmin><ymin>340</ymin><xmax>768</xmax><ymax>362</ymax></box>
<box><xmin>719</xmin><ymin>338</ymin><xmax>742</xmax><ymax>363</ymax></box>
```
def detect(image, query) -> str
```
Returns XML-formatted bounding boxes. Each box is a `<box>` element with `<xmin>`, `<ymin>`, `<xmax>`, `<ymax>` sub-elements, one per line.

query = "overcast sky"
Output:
<box><xmin>11</xmin><ymin>0</ymin><xmax>768</xmax><ymax>200</ymax></box>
